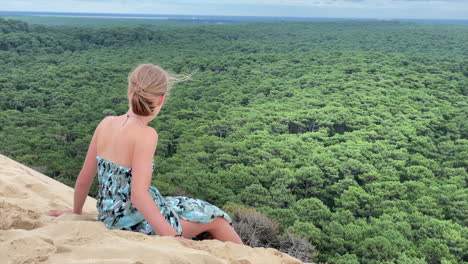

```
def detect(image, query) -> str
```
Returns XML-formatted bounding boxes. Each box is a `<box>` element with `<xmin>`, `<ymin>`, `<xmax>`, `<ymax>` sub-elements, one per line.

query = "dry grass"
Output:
<box><xmin>227</xmin><ymin>206</ymin><xmax>317</xmax><ymax>263</ymax></box>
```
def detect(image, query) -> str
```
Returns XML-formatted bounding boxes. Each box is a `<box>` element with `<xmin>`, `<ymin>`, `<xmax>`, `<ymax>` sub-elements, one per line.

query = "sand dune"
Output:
<box><xmin>0</xmin><ymin>154</ymin><xmax>302</xmax><ymax>264</ymax></box>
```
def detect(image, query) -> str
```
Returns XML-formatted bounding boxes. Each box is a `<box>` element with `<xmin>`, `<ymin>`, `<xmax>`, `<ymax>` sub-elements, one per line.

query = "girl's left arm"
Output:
<box><xmin>72</xmin><ymin>118</ymin><xmax>106</xmax><ymax>214</ymax></box>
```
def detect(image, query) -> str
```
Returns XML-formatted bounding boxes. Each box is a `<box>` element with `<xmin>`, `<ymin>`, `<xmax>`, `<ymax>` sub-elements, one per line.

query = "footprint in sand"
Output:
<box><xmin>0</xmin><ymin>201</ymin><xmax>43</xmax><ymax>230</ymax></box>
<box><xmin>25</xmin><ymin>182</ymin><xmax>55</xmax><ymax>200</ymax></box>
<box><xmin>0</xmin><ymin>180</ymin><xmax>30</xmax><ymax>199</ymax></box>
<box><xmin>1</xmin><ymin>235</ymin><xmax>56</xmax><ymax>263</ymax></box>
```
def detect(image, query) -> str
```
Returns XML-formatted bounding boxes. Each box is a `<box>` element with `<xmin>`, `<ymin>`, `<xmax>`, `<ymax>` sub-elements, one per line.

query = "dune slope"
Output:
<box><xmin>0</xmin><ymin>154</ymin><xmax>302</xmax><ymax>264</ymax></box>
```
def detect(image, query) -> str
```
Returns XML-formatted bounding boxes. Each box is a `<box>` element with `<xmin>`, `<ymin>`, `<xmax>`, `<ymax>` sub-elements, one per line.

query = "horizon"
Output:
<box><xmin>1</xmin><ymin>10</ymin><xmax>468</xmax><ymax>22</ymax></box>
<box><xmin>1</xmin><ymin>0</ymin><xmax>467</xmax><ymax>20</ymax></box>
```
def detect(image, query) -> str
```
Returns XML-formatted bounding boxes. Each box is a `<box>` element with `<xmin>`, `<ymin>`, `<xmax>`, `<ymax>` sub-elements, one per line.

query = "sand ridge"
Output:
<box><xmin>0</xmin><ymin>154</ymin><xmax>302</xmax><ymax>264</ymax></box>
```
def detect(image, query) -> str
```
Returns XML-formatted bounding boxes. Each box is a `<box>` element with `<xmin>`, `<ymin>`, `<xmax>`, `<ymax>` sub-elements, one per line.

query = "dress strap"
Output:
<box><xmin>122</xmin><ymin>114</ymin><xmax>130</xmax><ymax>127</ymax></box>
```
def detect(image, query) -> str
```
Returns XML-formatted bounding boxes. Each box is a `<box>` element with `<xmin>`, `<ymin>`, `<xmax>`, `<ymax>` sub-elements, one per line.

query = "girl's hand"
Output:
<box><xmin>49</xmin><ymin>210</ymin><xmax>73</xmax><ymax>217</ymax></box>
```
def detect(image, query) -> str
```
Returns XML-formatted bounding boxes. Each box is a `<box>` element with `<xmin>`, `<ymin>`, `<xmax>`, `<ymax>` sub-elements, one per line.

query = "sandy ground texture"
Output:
<box><xmin>0</xmin><ymin>154</ymin><xmax>303</xmax><ymax>264</ymax></box>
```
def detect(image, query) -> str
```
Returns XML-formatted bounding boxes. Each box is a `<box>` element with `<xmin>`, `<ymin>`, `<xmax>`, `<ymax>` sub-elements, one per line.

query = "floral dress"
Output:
<box><xmin>96</xmin><ymin>155</ymin><xmax>232</xmax><ymax>237</ymax></box>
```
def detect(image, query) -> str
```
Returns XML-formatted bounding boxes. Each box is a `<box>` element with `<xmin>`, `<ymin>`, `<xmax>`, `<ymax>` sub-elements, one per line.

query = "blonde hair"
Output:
<box><xmin>127</xmin><ymin>63</ymin><xmax>196</xmax><ymax>116</ymax></box>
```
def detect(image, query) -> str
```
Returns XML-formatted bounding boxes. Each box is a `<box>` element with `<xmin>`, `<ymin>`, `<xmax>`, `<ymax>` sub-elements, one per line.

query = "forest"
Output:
<box><xmin>0</xmin><ymin>16</ymin><xmax>467</xmax><ymax>263</ymax></box>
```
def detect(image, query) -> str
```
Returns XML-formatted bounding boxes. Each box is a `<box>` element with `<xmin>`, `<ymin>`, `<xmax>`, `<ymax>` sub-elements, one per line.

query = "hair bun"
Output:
<box><xmin>127</xmin><ymin>63</ymin><xmax>195</xmax><ymax>116</ymax></box>
<box><xmin>133</xmin><ymin>88</ymin><xmax>144</xmax><ymax>97</ymax></box>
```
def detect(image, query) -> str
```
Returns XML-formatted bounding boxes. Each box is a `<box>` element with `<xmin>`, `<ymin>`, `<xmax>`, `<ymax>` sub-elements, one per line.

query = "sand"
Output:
<box><xmin>0</xmin><ymin>154</ymin><xmax>303</xmax><ymax>264</ymax></box>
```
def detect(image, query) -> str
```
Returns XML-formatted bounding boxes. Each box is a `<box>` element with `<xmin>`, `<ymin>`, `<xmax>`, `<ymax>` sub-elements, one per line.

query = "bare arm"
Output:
<box><xmin>130</xmin><ymin>127</ymin><xmax>179</xmax><ymax>236</ymax></box>
<box><xmin>72</xmin><ymin>118</ymin><xmax>107</xmax><ymax>214</ymax></box>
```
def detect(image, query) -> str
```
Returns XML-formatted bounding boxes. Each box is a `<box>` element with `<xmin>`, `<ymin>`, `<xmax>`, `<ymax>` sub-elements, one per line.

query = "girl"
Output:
<box><xmin>51</xmin><ymin>64</ymin><xmax>243</xmax><ymax>246</ymax></box>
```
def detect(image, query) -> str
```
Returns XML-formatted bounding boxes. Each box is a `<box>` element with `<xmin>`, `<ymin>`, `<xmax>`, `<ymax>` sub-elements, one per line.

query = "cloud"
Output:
<box><xmin>159</xmin><ymin>0</ymin><xmax>468</xmax><ymax>10</ymax></box>
<box><xmin>1</xmin><ymin>0</ymin><xmax>467</xmax><ymax>19</ymax></box>
<box><xmin>164</xmin><ymin>0</ymin><xmax>466</xmax><ymax>4</ymax></box>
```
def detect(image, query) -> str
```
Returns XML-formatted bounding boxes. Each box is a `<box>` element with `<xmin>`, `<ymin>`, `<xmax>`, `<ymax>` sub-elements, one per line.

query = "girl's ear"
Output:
<box><xmin>158</xmin><ymin>94</ymin><xmax>166</xmax><ymax>106</ymax></box>
<box><xmin>127</xmin><ymin>90</ymin><xmax>132</xmax><ymax>100</ymax></box>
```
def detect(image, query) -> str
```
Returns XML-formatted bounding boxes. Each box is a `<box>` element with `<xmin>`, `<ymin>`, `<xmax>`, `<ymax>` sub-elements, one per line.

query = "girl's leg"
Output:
<box><xmin>206</xmin><ymin>217</ymin><xmax>243</xmax><ymax>245</ymax></box>
<box><xmin>179</xmin><ymin>217</ymin><xmax>243</xmax><ymax>245</ymax></box>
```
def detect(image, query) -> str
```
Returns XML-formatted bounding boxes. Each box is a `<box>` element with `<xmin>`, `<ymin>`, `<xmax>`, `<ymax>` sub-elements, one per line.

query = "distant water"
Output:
<box><xmin>1</xmin><ymin>10</ymin><xmax>467</xmax><ymax>25</ymax></box>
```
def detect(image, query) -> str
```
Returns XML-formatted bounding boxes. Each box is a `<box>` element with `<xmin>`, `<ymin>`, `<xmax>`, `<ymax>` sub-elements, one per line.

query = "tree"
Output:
<box><xmin>292</xmin><ymin>198</ymin><xmax>331</xmax><ymax>227</ymax></box>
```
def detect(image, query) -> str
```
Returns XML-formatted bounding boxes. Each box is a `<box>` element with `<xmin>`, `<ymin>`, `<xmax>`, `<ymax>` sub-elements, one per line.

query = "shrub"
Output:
<box><xmin>224</xmin><ymin>204</ymin><xmax>317</xmax><ymax>263</ymax></box>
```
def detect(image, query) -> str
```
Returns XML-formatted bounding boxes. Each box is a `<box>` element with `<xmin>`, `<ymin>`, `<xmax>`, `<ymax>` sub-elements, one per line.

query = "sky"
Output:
<box><xmin>1</xmin><ymin>0</ymin><xmax>467</xmax><ymax>19</ymax></box>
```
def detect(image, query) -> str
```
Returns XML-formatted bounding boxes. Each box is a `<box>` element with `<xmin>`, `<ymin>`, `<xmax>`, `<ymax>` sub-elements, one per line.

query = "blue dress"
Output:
<box><xmin>95</xmin><ymin>155</ymin><xmax>232</xmax><ymax>237</ymax></box>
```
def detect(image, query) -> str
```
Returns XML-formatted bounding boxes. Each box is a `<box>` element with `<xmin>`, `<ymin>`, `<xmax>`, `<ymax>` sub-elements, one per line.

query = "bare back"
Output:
<box><xmin>96</xmin><ymin>115</ymin><xmax>149</xmax><ymax>168</ymax></box>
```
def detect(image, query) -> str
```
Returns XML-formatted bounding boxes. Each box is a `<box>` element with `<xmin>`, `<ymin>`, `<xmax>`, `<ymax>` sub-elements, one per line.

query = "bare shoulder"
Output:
<box><xmin>136</xmin><ymin>126</ymin><xmax>159</xmax><ymax>144</ymax></box>
<box><xmin>95</xmin><ymin>116</ymin><xmax>113</xmax><ymax>132</ymax></box>
<box><xmin>99</xmin><ymin>116</ymin><xmax>115</xmax><ymax>125</ymax></box>
<box><xmin>146</xmin><ymin>127</ymin><xmax>158</xmax><ymax>142</ymax></box>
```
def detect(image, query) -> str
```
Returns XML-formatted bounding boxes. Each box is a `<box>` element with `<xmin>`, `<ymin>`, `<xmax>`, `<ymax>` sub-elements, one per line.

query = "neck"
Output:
<box><xmin>126</xmin><ymin>111</ymin><xmax>152</xmax><ymax>124</ymax></box>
